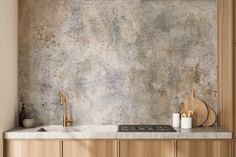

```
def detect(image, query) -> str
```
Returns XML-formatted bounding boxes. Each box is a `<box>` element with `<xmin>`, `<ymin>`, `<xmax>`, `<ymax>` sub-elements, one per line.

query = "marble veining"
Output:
<box><xmin>4</xmin><ymin>125</ymin><xmax>232</xmax><ymax>139</ymax></box>
<box><xmin>19</xmin><ymin>0</ymin><xmax>217</xmax><ymax>125</ymax></box>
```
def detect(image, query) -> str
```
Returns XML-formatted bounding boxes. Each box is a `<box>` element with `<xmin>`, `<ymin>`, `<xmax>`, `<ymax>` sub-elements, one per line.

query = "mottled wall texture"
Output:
<box><xmin>19</xmin><ymin>0</ymin><xmax>217</xmax><ymax>125</ymax></box>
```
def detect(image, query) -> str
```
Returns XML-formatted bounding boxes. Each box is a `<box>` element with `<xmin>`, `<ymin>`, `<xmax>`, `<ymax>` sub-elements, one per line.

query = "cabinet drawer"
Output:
<box><xmin>119</xmin><ymin>140</ymin><xmax>175</xmax><ymax>157</ymax></box>
<box><xmin>5</xmin><ymin>140</ymin><xmax>61</xmax><ymax>157</ymax></box>
<box><xmin>176</xmin><ymin>140</ymin><xmax>232</xmax><ymax>157</ymax></box>
<box><xmin>63</xmin><ymin>140</ymin><xmax>117</xmax><ymax>157</ymax></box>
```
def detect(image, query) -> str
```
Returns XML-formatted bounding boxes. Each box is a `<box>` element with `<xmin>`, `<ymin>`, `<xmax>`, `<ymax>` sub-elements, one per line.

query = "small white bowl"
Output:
<box><xmin>23</xmin><ymin>119</ymin><xmax>34</xmax><ymax>128</ymax></box>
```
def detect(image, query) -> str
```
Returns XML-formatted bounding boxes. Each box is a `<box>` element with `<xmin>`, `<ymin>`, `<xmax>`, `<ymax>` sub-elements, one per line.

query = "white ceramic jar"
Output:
<box><xmin>181</xmin><ymin>117</ymin><xmax>192</xmax><ymax>129</ymax></box>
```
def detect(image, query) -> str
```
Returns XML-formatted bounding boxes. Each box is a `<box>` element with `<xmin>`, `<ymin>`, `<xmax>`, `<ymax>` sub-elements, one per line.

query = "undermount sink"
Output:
<box><xmin>32</xmin><ymin>125</ymin><xmax>118</xmax><ymax>133</ymax></box>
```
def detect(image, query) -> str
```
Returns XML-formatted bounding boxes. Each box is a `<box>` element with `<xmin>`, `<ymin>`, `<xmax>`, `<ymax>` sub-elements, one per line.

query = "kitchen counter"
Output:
<box><xmin>4</xmin><ymin>125</ymin><xmax>232</xmax><ymax>140</ymax></box>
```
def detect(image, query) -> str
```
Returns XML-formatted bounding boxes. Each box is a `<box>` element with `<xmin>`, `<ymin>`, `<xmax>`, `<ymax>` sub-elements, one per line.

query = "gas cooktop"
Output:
<box><xmin>118</xmin><ymin>125</ymin><xmax>176</xmax><ymax>132</ymax></box>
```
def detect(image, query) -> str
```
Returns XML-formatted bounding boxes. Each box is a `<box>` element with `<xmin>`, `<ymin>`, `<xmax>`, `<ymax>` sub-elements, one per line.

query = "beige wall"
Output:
<box><xmin>0</xmin><ymin>0</ymin><xmax>18</xmax><ymax>157</ymax></box>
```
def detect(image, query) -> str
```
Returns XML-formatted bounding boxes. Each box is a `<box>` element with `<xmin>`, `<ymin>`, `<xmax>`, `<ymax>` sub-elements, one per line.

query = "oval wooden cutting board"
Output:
<box><xmin>202</xmin><ymin>107</ymin><xmax>216</xmax><ymax>127</ymax></box>
<box><xmin>180</xmin><ymin>91</ymin><xmax>208</xmax><ymax>127</ymax></box>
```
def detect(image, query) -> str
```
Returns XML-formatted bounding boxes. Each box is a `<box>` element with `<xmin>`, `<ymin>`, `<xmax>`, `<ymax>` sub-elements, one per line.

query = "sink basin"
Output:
<box><xmin>37</xmin><ymin>127</ymin><xmax>47</xmax><ymax>132</ymax></box>
<box><xmin>31</xmin><ymin>125</ymin><xmax>118</xmax><ymax>133</ymax></box>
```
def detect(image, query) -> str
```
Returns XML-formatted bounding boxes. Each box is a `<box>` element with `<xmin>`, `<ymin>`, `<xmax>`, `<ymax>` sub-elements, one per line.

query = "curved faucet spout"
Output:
<box><xmin>59</xmin><ymin>91</ymin><xmax>73</xmax><ymax>127</ymax></box>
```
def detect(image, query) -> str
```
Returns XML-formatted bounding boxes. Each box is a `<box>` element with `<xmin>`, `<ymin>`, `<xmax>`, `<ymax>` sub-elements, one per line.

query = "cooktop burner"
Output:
<box><xmin>118</xmin><ymin>125</ymin><xmax>176</xmax><ymax>132</ymax></box>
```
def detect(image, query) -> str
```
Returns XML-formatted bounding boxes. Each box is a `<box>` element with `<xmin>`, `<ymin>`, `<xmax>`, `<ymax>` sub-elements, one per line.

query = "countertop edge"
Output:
<box><xmin>4</xmin><ymin>132</ymin><xmax>232</xmax><ymax>140</ymax></box>
<box><xmin>4</xmin><ymin>125</ymin><xmax>232</xmax><ymax>140</ymax></box>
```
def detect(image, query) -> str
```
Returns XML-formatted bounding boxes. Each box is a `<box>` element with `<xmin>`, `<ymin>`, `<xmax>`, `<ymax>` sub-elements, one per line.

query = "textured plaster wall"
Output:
<box><xmin>19</xmin><ymin>0</ymin><xmax>217</xmax><ymax>125</ymax></box>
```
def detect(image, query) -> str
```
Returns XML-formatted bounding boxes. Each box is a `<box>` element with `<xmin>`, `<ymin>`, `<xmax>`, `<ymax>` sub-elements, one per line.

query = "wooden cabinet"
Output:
<box><xmin>234</xmin><ymin>0</ymin><xmax>236</xmax><ymax>138</ymax></box>
<box><xmin>5</xmin><ymin>139</ymin><xmax>233</xmax><ymax>157</ymax></box>
<box><xmin>119</xmin><ymin>140</ymin><xmax>175</xmax><ymax>157</ymax></box>
<box><xmin>176</xmin><ymin>140</ymin><xmax>232</xmax><ymax>157</ymax></box>
<box><xmin>63</xmin><ymin>140</ymin><xmax>117</xmax><ymax>157</ymax></box>
<box><xmin>218</xmin><ymin>0</ymin><xmax>234</xmax><ymax>134</ymax></box>
<box><xmin>5</xmin><ymin>140</ymin><xmax>61</xmax><ymax>157</ymax></box>
<box><xmin>233</xmin><ymin>140</ymin><xmax>236</xmax><ymax>157</ymax></box>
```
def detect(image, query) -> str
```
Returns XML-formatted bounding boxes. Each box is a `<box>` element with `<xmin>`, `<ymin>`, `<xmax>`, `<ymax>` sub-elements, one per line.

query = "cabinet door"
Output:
<box><xmin>177</xmin><ymin>140</ymin><xmax>232</xmax><ymax>157</ymax></box>
<box><xmin>5</xmin><ymin>140</ymin><xmax>61</xmax><ymax>157</ymax></box>
<box><xmin>63</xmin><ymin>140</ymin><xmax>118</xmax><ymax>157</ymax></box>
<box><xmin>233</xmin><ymin>140</ymin><xmax>236</xmax><ymax>157</ymax></box>
<box><xmin>119</xmin><ymin>140</ymin><xmax>175</xmax><ymax>157</ymax></box>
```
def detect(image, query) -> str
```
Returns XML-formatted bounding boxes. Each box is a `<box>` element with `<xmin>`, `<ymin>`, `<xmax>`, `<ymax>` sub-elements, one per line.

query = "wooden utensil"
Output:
<box><xmin>180</xmin><ymin>91</ymin><xmax>208</xmax><ymax>127</ymax></box>
<box><xmin>202</xmin><ymin>107</ymin><xmax>216</xmax><ymax>127</ymax></box>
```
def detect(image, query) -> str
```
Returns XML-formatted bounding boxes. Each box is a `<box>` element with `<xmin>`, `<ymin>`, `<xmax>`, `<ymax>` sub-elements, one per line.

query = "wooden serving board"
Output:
<box><xmin>202</xmin><ymin>107</ymin><xmax>216</xmax><ymax>127</ymax></box>
<box><xmin>180</xmin><ymin>91</ymin><xmax>208</xmax><ymax>127</ymax></box>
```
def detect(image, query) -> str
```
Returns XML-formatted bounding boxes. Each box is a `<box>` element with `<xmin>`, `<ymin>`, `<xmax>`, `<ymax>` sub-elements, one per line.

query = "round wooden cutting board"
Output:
<box><xmin>202</xmin><ymin>107</ymin><xmax>216</xmax><ymax>127</ymax></box>
<box><xmin>180</xmin><ymin>91</ymin><xmax>208</xmax><ymax>127</ymax></box>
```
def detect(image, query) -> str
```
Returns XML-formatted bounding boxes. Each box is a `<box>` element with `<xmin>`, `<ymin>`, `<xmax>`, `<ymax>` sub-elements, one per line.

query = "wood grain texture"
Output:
<box><xmin>233</xmin><ymin>0</ymin><xmax>236</xmax><ymax>138</ymax></box>
<box><xmin>180</xmin><ymin>91</ymin><xmax>208</xmax><ymax>127</ymax></box>
<box><xmin>218</xmin><ymin>0</ymin><xmax>234</xmax><ymax>133</ymax></box>
<box><xmin>5</xmin><ymin>140</ymin><xmax>61</xmax><ymax>157</ymax></box>
<box><xmin>233</xmin><ymin>140</ymin><xmax>236</xmax><ymax>157</ymax></box>
<box><xmin>119</xmin><ymin>140</ymin><xmax>175</xmax><ymax>157</ymax></box>
<box><xmin>63</xmin><ymin>140</ymin><xmax>118</xmax><ymax>157</ymax></box>
<box><xmin>177</xmin><ymin>140</ymin><xmax>232</xmax><ymax>157</ymax></box>
<box><xmin>202</xmin><ymin>107</ymin><xmax>216</xmax><ymax>127</ymax></box>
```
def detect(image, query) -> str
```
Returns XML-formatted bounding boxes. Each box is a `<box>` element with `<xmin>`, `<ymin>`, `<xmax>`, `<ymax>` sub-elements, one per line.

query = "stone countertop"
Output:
<box><xmin>4</xmin><ymin>125</ymin><xmax>232</xmax><ymax>140</ymax></box>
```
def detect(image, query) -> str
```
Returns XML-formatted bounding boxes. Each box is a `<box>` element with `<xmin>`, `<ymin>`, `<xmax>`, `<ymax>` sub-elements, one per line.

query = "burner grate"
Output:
<box><xmin>118</xmin><ymin>125</ymin><xmax>176</xmax><ymax>132</ymax></box>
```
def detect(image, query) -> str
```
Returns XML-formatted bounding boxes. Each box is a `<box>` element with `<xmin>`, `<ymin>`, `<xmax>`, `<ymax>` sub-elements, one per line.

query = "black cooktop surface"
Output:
<box><xmin>118</xmin><ymin>125</ymin><xmax>176</xmax><ymax>132</ymax></box>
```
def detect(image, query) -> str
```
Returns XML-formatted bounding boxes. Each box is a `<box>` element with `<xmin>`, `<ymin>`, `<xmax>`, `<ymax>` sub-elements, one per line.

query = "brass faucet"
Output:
<box><xmin>59</xmin><ymin>91</ymin><xmax>73</xmax><ymax>127</ymax></box>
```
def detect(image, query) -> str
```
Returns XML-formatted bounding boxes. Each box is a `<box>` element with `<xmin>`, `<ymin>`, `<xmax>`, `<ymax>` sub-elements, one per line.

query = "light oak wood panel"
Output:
<box><xmin>233</xmin><ymin>140</ymin><xmax>236</xmax><ymax>157</ymax></box>
<box><xmin>63</xmin><ymin>140</ymin><xmax>117</xmax><ymax>157</ymax></box>
<box><xmin>234</xmin><ymin>0</ymin><xmax>236</xmax><ymax>43</ymax></box>
<box><xmin>119</xmin><ymin>140</ymin><xmax>175</xmax><ymax>157</ymax></box>
<box><xmin>218</xmin><ymin>0</ymin><xmax>234</xmax><ymax>133</ymax></box>
<box><xmin>177</xmin><ymin>140</ymin><xmax>232</xmax><ymax>157</ymax></box>
<box><xmin>233</xmin><ymin>0</ymin><xmax>236</xmax><ymax>138</ymax></box>
<box><xmin>5</xmin><ymin>140</ymin><xmax>61</xmax><ymax>157</ymax></box>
